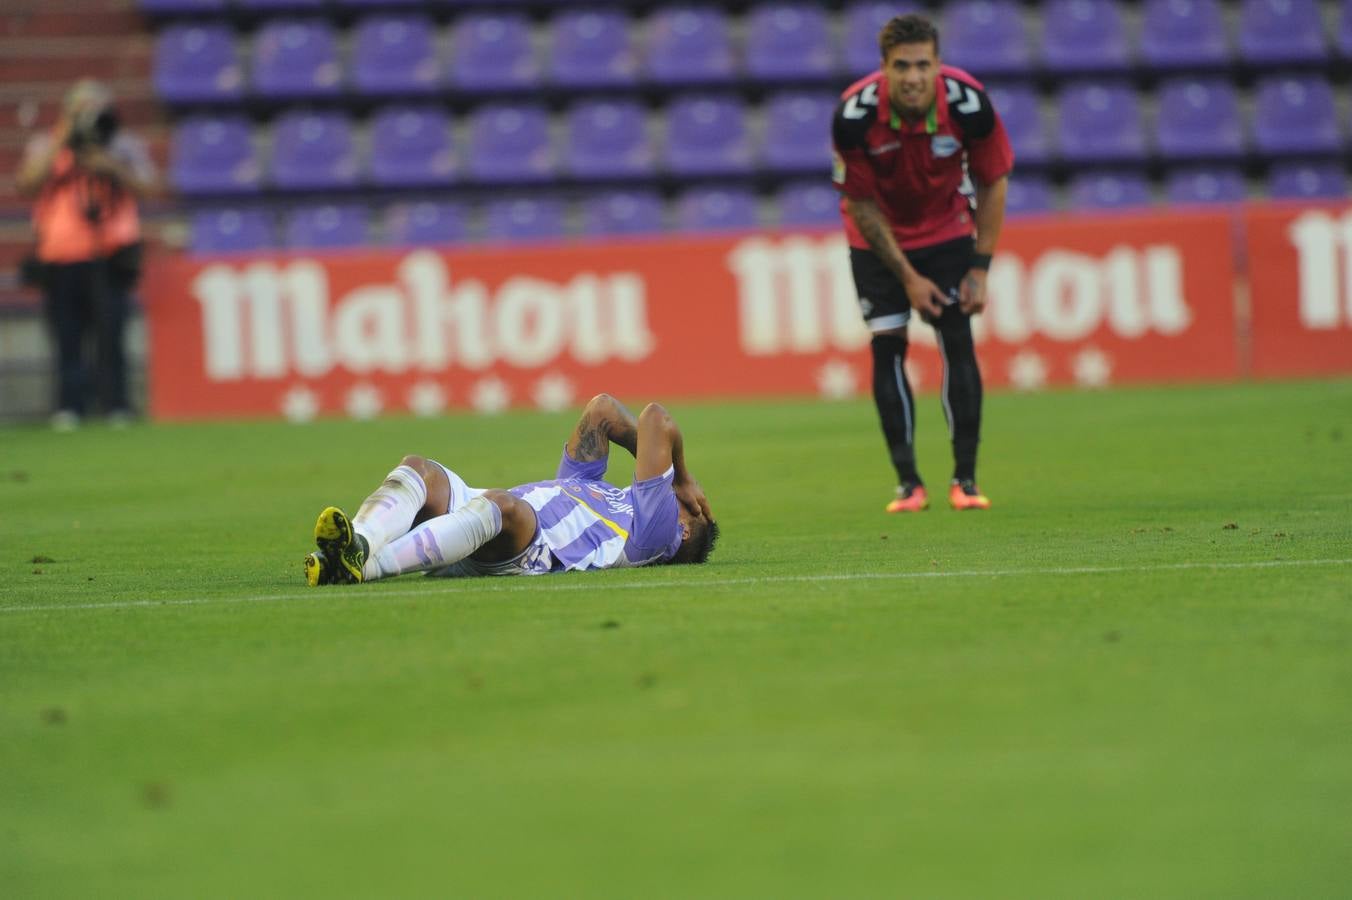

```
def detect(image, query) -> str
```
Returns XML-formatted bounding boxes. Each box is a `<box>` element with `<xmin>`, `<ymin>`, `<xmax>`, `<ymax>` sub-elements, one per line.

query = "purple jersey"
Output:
<box><xmin>507</xmin><ymin>446</ymin><xmax>682</xmax><ymax>572</ymax></box>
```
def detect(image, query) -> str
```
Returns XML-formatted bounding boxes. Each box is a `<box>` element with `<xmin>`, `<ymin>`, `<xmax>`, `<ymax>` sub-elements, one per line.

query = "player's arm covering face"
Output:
<box><xmin>623</xmin><ymin>467</ymin><xmax>682</xmax><ymax>565</ymax></box>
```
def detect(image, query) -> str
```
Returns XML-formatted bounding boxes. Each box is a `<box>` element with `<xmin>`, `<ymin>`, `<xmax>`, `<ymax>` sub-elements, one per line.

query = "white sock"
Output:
<box><xmin>352</xmin><ymin>465</ymin><xmax>427</xmax><ymax>557</ymax></box>
<box><xmin>366</xmin><ymin>495</ymin><xmax>503</xmax><ymax>581</ymax></box>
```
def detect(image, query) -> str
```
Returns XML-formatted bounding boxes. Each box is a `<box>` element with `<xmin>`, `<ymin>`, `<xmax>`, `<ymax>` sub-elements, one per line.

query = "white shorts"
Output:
<box><xmin>424</xmin><ymin>460</ymin><xmax>554</xmax><ymax>577</ymax></box>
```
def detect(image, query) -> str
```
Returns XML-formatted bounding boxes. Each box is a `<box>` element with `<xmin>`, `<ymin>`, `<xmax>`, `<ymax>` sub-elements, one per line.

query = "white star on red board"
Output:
<box><xmin>470</xmin><ymin>377</ymin><xmax>510</xmax><ymax>415</ymax></box>
<box><xmin>407</xmin><ymin>381</ymin><xmax>448</xmax><ymax>417</ymax></box>
<box><xmin>1072</xmin><ymin>348</ymin><xmax>1113</xmax><ymax>388</ymax></box>
<box><xmin>281</xmin><ymin>386</ymin><xmax>319</xmax><ymax>423</ymax></box>
<box><xmin>1008</xmin><ymin>351</ymin><xmax>1048</xmax><ymax>391</ymax></box>
<box><xmin>346</xmin><ymin>383</ymin><xmax>383</xmax><ymax>420</ymax></box>
<box><xmin>816</xmin><ymin>359</ymin><xmax>858</xmax><ymax>400</ymax></box>
<box><xmin>533</xmin><ymin>373</ymin><xmax>575</xmax><ymax>412</ymax></box>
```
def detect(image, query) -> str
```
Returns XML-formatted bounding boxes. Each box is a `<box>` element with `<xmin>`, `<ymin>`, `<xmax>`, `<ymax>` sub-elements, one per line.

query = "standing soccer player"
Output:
<box><xmin>831</xmin><ymin>14</ymin><xmax>1013</xmax><ymax>512</ymax></box>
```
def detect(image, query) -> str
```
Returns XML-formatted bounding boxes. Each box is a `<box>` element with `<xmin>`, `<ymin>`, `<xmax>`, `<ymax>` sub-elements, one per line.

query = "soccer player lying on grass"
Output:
<box><xmin>303</xmin><ymin>394</ymin><xmax>718</xmax><ymax>585</ymax></box>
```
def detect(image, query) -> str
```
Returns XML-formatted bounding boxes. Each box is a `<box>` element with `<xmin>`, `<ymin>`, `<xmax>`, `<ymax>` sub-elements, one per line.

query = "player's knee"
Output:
<box><xmin>482</xmin><ymin>489</ymin><xmax>530</xmax><ymax>532</ymax></box>
<box><xmin>399</xmin><ymin>454</ymin><xmax>435</xmax><ymax>477</ymax></box>
<box><xmin>639</xmin><ymin>401</ymin><xmax>669</xmax><ymax>423</ymax></box>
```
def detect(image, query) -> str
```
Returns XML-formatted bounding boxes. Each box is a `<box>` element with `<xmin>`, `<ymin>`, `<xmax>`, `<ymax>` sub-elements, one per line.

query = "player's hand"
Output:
<box><xmin>904</xmin><ymin>274</ymin><xmax>947</xmax><ymax>319</ymax></box>
<box><xmin>959</xmin><ymin>268</ymin><xmax>988</xmax><ymax>315</ymax></box>
<box><xmin>674</xmin><ymin>474</ymin><xmax>713</xmax><ymax>522</ymax></box>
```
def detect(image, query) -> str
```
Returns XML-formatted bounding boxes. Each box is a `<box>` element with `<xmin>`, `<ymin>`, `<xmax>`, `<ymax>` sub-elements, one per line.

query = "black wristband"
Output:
<box><xmin>970</xmin><ymin>252</ymin><xmax>993</xmax><ymax>271</ymax></box>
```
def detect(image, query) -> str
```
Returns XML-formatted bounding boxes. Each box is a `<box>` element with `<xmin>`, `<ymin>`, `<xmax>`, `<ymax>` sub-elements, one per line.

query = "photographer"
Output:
<box><xmin>16</xmin><ymin>79</ymin><xmax>158</xmax><ymax>430</ymax></box>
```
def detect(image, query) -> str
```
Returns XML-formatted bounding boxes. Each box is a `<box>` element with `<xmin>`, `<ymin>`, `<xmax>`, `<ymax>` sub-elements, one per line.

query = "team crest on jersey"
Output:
<box><xmin>931</xmin><ymin>134</ymin><xmax>960</xmax><ymax>158</ymax></box>
<box><xmin>832</xmin><ymin>150</ymin><xmax>846</xmax><ymax>184</ymax></box>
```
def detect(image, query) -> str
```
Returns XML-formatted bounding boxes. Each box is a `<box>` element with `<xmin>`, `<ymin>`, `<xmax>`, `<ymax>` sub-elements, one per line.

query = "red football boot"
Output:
<box><xmin>948</xmin><ymin>479</ymin><xmax>991</xmax><ymax>510</ymax></box>
<box><xmin>885</xmin><ymin>483</ymin><xmax>929</xmax><ymax>513</ymax></box>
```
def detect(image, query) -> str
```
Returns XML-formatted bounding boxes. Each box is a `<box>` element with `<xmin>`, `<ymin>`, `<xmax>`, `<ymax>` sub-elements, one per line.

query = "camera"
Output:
<box><xmin>67</xmin><ymin>106</ymin><xmax>120</xmax><ymax>151</ymax></box>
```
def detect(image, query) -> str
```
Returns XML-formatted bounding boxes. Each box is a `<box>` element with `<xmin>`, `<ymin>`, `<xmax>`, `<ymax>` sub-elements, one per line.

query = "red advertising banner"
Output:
<box><xmin>1244</xmin><ymin>203</ymin><xmax>1352</xmax><ymax>378</ymax></box>
<box><xmin>143</xmin><ymin>211</ymin><xmax>1240</xmax><ymax>421</ymax></box>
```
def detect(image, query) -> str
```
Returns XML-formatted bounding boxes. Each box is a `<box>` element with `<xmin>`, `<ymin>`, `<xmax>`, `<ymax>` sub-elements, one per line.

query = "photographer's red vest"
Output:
<box><xmin>32</xmin><ymin>144</ymin><xmax>141</xmax><ymax>264</ymax></box>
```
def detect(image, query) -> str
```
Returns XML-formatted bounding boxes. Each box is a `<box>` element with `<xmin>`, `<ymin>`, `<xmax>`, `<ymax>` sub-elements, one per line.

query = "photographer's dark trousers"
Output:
<box><xmin>42</xmin><ymin>259</ymin><xmax>130</xmax><ymax>415</ymax></box>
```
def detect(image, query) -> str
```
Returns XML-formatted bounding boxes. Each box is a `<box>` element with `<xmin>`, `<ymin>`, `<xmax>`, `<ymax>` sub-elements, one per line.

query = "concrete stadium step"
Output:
<box><xmin>2</xmin><ymin>7</ymin><xmax>148</xmax><ymax>39</ymax></box>
<box><xmin>0</xmin><ymin>37</ymin><xmax>152</xmax><ymax>83</ymax></box>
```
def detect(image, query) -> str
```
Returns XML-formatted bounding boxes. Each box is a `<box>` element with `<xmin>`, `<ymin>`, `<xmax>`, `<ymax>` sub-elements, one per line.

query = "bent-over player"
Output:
<box><xmin>304</xmin><ymin>394</ymin><xmax>718</xmax><ymax>585</ymax></box>
<box><xmin>832</xmin><ymin>14</ymin><xmax>1014</xmax><ymax>512</ymax></box>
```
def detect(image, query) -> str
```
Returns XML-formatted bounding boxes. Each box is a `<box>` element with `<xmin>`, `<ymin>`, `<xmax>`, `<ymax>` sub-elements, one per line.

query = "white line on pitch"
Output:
<box><xmin>4</xmin><ymin>557</ymin><xmax>1350</xmax><ymax>615</ymax></box>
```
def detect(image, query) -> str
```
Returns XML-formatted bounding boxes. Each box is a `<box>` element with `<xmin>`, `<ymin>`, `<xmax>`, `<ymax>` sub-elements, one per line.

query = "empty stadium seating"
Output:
<box><xmin>131</xmin><ymin>0</ymin><xmax>1349</xmax><ymax>250</ymax></box>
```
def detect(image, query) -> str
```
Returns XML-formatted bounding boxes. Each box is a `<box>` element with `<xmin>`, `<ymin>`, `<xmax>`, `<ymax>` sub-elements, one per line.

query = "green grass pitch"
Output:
<box><xmin>2</xmin><ymin>379</ymin><xmax>1350</xmax><ymax>898</ymax></box>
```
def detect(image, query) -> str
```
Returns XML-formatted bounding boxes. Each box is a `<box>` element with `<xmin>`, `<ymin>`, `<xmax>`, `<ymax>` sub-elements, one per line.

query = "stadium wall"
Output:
<box><xmin>116</xmin><ymin>199</ymin><xmax>1352</xmax><ymax>420</ymax></box>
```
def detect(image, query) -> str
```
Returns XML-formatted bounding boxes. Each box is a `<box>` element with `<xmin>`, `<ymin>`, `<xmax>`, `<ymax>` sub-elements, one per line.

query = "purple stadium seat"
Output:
<box><xmin>776</xmin><ymin>181</ymin><xmax>840</xmax><ymax>227</ymax></box>
<box><xmin>1340</xmin><ymin>0</ymin><xmax>1352</xmax><ymax>58</ymax></box>
<box><xmin>1056</xmin><ymin>82</ymin><xmax>1147</xmax><ymax>163</ymax></box>
<box><xmin>1005</xmin><ymin>176</ymin><xmax>1056</xmax><ymax>214</ymax></box>
<box><xmin>236</xmin><ymin>0</ymin><xmax>323</xmax><ymax>10</ymax></box>
<box><xmin>1252</xmin><ymin>75</ymin><xmax>1341</xmax><ymax>157</ymax></box>
<box><xmin>1237</xmin><ymin>0</ymin><xmax>1328</xmax><ymax>64</ymax></box>
<box><xmin>383</xmin><ymin>202</ymin><xmax>469</xmax><ymax>246</ymax></box>
<box><xmin>549</xmin><ymin>9</ymin><xmax>638</xmax><ymax>89</ymax></box>
<box><xmin>941</xmin><ymin>0</ymin><xmax>1035</xmax><ymax>78</ymax></box>
<box><xmin>664</xmin><ymin>95</ymin><xmax>754</xmax><ymax>177</ymax></box>
<box><xmin>1154</xmin><ymin>78</ymin><xmax>1244</xmax><ymax>160</ymax></box>
<box><xmin>191</xmin><ymin>208</ymin><xmax>275</xmax><ymax>254</ymax></box>
<box><xmin>563</xmin><ymin>99</ymin><xmax>653</xmax><ymax>180</ymax></box>
<box><xmin>465</xmin><ymin>103</ymin><xmax>554</xmax><ymax>184</ymax></box>
<box><xmin>285</xmin><ymin>205</ymin><xmax>370</xmax><ymax>249</ymax></box>
<box><xmin>1068</xmin><ymin>171</ymin><xmax>1154</xmax><ymax>209</ymax></box>
<box><xmin>139</xmin><ymin>0</ymin><xmax>226</xmax><ymax>12</ymax></box>
<box><xmin>579</xmin><ymin>190</ymin><xmax>666</xmax><ymax>237</ymax></box>
<box><xmin>449</xmin><ymin>13</ymin><xmax>538</xmax><ymax>93</ymax></box>
<box><xmin>270</xmin><ymin>110</ymin><xmax>359</xmax><ymax>190</ymax></box>
<box><xmin>1165</xmin><ymin>167</ymin><xmax>1248</xmax><ymax>204</ymax></box>
<box><xmin>675</xmin><ymin>186</ymin><xmax>760</xmax><ymax>233</ymax></box>
<box><xmin>745</xmin><ymin>4</ymin><xmax>835</xmax><ymax>80</ymax></box>
<box><xmin>351</xmin><ymin>14</ymin><xmax>439</xmax><ymax>96</ymax></box>
<box><xmin>171</xmin><ymin>116</ymin><xmax>261</xmax><ymax>194</ymax></box>
<box><xmin>482</xmin><ymin>197</ymin><xmax>567</xmax><ymax>243</ymax></box>
<box><xmin>646</xmin><ymin>7</ymin><xmax>736</xmax><ymax>85</ymax></box>
<box><xmin>251</xmin><ymin>19</ymin><xmax>342</xmax><ymax>99</ymax></box>
<box><xmin>760</xmin><ymin>92</ymin><xmax>836</xmax><ymax>174</ymax></box>
<box><xmin>1140</xmin><ymin>0</ymin><xmax>1231</xmax><ymax>69</ymax></box>
<box><xmin>153</xmin><ymin>23</ymin><xmax>243</xmax><ymax>104</ymax></box>
<box><xmin>984</xmin><ymin>83</ymin><xmax>1049</xmax><ymax>166</ymax></box>
<box><xmin>843</xmin><ymin>1</ymin><xmax>924</xmax><ymax>74</ymax></box>
<box><xmin>338</xmin><ymin>0</ymin><xmax>419</xmax><ymax>8</ymax></box>
<box><xmin>1268</xmin><ymin>161</ymin><xmax>1350</xmax><ymax>199</ymax></box>
<box><xmin>1042</xmin><ymin>0</ymin><xmax>1132</xmax><ymax>73</ymax></box>
<box><xmin>369</xmin><ymin>106</ymin><xmax>455</xmax><ymax>187</ymax></box>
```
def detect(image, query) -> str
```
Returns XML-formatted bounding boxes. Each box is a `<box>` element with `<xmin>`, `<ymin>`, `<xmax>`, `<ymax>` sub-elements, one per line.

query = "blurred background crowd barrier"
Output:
<box><xmin>1</xmin><ymin>0</ymin><xmax>1349</xmax><ymax>420</ymax></box>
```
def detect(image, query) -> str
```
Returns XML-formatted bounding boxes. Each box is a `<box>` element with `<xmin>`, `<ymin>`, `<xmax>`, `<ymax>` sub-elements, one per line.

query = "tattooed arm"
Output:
<box><xmin>845</xmin><ymin>197</ymin><xmax>946</xmax><ymax>319</ymax></box>
<box><xmin>566</xmin><ymin>393</ymin><xmax>639</xmax><ymax>463</ymax></box>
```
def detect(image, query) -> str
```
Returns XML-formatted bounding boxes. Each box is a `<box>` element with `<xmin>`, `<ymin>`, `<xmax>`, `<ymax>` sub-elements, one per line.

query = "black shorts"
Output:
<box><xmin>849</xmin><ymin>236</ymin><xmax>977</xmax><ymax>332</ymax></box>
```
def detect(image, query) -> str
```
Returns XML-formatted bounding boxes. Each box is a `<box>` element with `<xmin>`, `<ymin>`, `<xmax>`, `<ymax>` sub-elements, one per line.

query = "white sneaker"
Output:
<box><xmin>50</xmin><ymin>410</ymin><xmax>80</xmax><ymax>432</ymax></box>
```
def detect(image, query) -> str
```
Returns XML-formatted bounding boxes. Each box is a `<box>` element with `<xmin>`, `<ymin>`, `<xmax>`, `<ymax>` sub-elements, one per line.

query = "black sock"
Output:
<box><xmin>934</xmin><ymin>321</ymin><xmax>982</xmax><ymax>483</ymax></box>
<box><xmin>871</xmin><ymin>333</ymin><xmax>920</xmax><ymax>485</ymax></box>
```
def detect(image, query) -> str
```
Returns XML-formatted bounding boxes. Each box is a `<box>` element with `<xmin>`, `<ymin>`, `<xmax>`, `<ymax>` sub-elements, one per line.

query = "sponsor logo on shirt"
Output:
<box><xmin>931</xmin><ymin>135</ymin><xmax>961</xmax><ymax>158</ymax></box>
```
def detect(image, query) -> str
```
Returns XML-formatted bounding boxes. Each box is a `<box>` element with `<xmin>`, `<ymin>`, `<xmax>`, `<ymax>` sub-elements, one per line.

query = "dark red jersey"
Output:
<box><xmin>832</xmin><ymin>66</ymin><xmax>1014</xmax><ymax>252</ymax></box>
